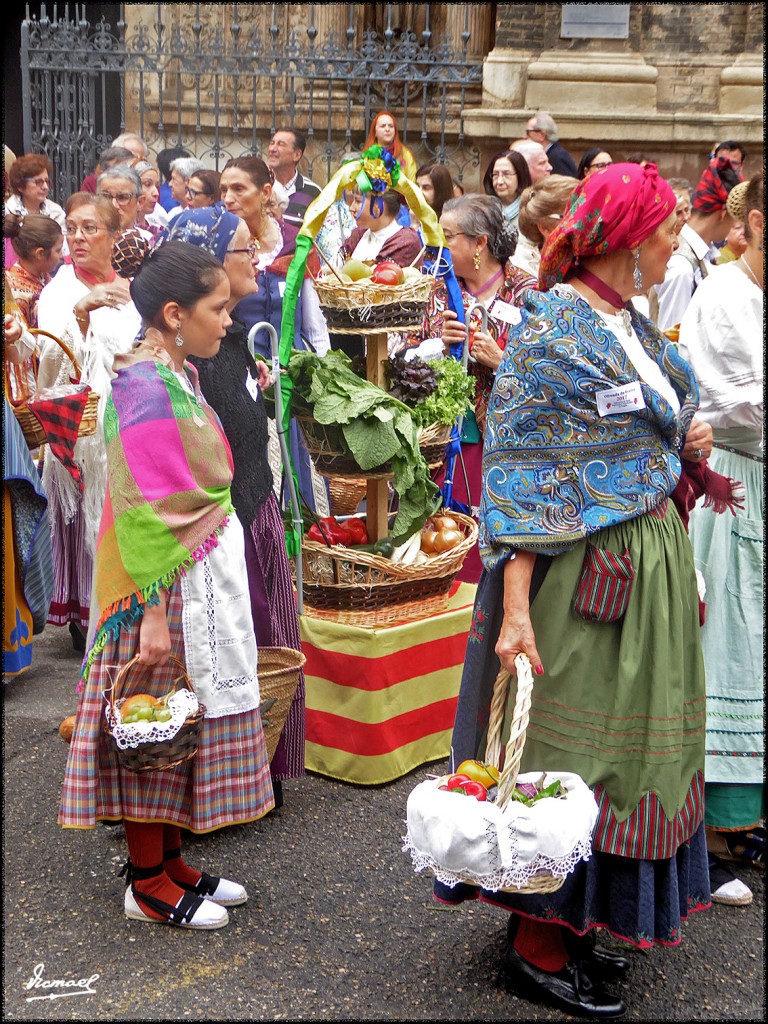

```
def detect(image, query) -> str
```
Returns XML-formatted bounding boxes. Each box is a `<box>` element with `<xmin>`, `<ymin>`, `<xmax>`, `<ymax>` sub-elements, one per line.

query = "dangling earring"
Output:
<box><xmin>632</xmin><ymin>248</ymin><xmax>643</xmax><ymax>291</ymax></box>
<box><xmin>473</xmin><ymin>249</ymin><xmax>481</xmax><ymax>271</ymax></box>
<box><xmin>174</xmin><ymin>324</ymin><xmax>184</xmax><ymax>348</ymax></box>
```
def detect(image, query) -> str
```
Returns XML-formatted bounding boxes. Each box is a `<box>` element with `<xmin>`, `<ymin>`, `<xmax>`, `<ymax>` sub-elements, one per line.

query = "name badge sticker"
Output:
<box><xmin>596</xmin><ymin>380</ymin><xmax>646</xmax><ymax>417</ymax></box>
<box><xmin>489</xmin><ymin>299</ymin><xmax>522</xmax><ymax>326</ymax></box>
<box><xmin>245</xmin><ymin>371</ymin><xmax>261</xmax><ymax>401</ymax></box>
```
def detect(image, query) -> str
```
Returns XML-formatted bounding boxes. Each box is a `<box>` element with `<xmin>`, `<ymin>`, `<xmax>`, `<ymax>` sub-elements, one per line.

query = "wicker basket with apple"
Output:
<box><xmin>403</xmin><ymin>654</ymin><xmax>599</xmax><ymax>894</ymax></box>
<box><xmin>312</xmin><ymin>247</ymin><xmax>439</xmax><ymax>334</ymax></box>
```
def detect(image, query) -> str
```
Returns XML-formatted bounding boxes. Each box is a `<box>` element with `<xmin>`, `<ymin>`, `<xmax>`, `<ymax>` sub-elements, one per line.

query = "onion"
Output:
<box><xmin>436</xmin><ymin>528</ymin><xmax>460</xmax><ymax>552</ymax></box>
<box><xmin>433</xmin><ymin>515</ymin><xmax>459</xmax><ymax>533</ymax></box>
<box><xmin>434</xmin><ymin>528</ymin><xmax>462</xmax><ymax>553</ymax></box>
<box><xmin>421</xmin><ymin>530</ymin><xmax>439</xmax><ymax>554</ymax></box>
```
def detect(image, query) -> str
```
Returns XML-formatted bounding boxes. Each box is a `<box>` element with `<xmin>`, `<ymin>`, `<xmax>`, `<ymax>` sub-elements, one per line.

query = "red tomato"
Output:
<box><xmin>446</xmin><ymin>773</ymin><xmax>472</xmax><ymax>790</ymax></box>
<box><xmin>461</xmin><ymin>781</ymin><xmax>488</xmax><ymax>801</ymax></box>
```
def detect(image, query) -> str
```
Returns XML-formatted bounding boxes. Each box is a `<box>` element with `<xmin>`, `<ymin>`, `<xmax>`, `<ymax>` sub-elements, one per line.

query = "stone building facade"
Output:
<box><xmin>116</xmin><ymin>2</ymin><xmax>763</xmax><ymax>190</ymax></box>
<box><xmin>471</xmin><ymin>2</ymin><xmax>764</xmax><ymax>185</ymax></box>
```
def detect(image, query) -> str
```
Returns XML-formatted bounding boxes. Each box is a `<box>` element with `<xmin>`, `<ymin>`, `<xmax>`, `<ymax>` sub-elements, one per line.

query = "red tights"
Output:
<box><xmin>512</xmin><ymin>916</ymin><xmax>569</xmax><ymax>973</ymax></box>
<box><xmin>123</xmin><ymin>821</ymin><xmax>203</xmax><ymax>920</ymax></box>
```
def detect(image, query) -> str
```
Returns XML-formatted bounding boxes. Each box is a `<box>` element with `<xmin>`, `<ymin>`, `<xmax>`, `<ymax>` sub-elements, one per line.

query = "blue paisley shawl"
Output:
<box><xmin>480</xmin><ymin>286</ymin><xmax>700</xmax><ymax>566</ymax></box>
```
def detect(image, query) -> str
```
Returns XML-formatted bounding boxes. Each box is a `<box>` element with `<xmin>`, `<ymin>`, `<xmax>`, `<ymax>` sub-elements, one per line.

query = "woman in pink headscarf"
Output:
<box><xmin>432</xmin><ymin>164</ymin><xmax>723</xmax><ymax>1019</ymax></box>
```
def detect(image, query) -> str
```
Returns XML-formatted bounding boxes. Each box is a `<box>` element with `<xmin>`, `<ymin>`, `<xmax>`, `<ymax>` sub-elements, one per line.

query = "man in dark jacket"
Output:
<box><xmin>525</xmin><ymin>113</ymin><xmax>578</xmax><ymax>177</ymax></box>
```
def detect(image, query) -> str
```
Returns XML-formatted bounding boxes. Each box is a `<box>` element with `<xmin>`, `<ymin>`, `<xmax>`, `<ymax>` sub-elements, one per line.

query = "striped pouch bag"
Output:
<box><xmin>573</xmin><ymin>544</ymin><xmax>635</xmax><ymax>623</ymax></box>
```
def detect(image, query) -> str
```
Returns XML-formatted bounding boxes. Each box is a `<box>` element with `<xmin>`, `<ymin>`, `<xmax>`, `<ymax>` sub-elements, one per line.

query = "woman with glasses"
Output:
<box><xmin>5</xmin><ymin>154</ymin><xmax>66</xmax><ymax>229</ymax></box>
<box><xmin>97</xmin><ymin>164</ymin><xmax>153</xmax><ymax>245</ymax></box>
<box><xmin>577</xmin><ymin>147</ymin><xmax>614</xmax><ymax>180</ymax></box>
<box><xmin>185</xmin><ymin>169</ymin><xmax>220</xmax><ymax>209</ymax></box>
<box><xmin>401</xmin><ymin>194</ymin><xmax>536</xmax><ymax>582</ymax></box>
<box><xmin>162</xmin><ymin>203</ymin><xmax>307</xmax><ymax>807</ymax></box>
<box><xmin>36</xmin><ymin>193</ymin><xmax>141</xmax><ymax>651</ymax></box>
<box><xmin>482</xmin><ymin>150</ymin><xmax>532</xmax><ymax>229</ymax></box>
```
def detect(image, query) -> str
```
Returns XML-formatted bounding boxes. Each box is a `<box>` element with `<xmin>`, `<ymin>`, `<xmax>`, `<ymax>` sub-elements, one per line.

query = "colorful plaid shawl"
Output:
<box><xmin>82</xmin><ymin>355</ymin><xmax>234</xmax><ymax>683</ymax></box>
<box><xmin>480</xmin><ymin>287</ymin><xmax>699</xmax><ymax>566</ymax></box>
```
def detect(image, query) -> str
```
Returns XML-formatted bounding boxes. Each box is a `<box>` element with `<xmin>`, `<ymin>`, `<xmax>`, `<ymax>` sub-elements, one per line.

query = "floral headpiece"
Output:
<box><xmin>352</xmin><ymin>145</ymin><xmax>402</xmax><ymax>220</ymax></box>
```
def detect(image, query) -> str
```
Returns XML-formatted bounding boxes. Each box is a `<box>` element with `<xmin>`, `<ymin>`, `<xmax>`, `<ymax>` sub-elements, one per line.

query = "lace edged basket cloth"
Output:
<box><xmin>103</xmin><ymin>655</ymin><xmax>205</xmax><ymax>773</ymax></box>
<box><xmin>403</xmin><ymin>654</ymin><xmax>599</xmax><ymax>894</ymax></box>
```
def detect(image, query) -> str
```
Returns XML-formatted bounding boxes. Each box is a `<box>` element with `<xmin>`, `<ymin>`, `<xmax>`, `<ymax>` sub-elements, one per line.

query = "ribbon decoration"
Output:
<box><xmin>278</xmin><ymin>157</ymin><xmax>451</xmax><ymax>557</ymax></box>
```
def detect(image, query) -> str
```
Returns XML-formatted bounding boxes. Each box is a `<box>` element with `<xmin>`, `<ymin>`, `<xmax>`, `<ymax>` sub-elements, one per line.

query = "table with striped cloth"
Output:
<box><xmin>300</xmin><ymin>582</ymin><xmax>476</xmax><ymax>785</ymax></box>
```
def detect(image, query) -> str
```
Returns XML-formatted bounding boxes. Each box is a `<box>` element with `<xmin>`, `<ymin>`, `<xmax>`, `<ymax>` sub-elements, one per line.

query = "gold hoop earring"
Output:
<box><xmin>473</xmin><ymin>249</ymin><xmax>481</xmax><ymax>271</ymax></box>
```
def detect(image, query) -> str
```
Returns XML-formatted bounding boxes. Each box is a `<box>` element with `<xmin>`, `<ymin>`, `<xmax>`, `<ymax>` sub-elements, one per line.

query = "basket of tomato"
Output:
<box><xmin>403</xmin><ymin>654</ymin><xmax>599</xmax><ymax>894</ymax></box>
<box><xmin>300</xmin><ymin>512</ymin><xmax>478</xmax><ymax>627</ymax></box>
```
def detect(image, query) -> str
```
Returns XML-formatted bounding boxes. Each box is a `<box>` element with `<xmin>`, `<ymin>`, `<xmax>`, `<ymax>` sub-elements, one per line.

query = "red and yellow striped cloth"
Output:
<box><xmin>300</xmin><ymin>582</ymin><xmax>476</xmax><ymax>785</ymax></box>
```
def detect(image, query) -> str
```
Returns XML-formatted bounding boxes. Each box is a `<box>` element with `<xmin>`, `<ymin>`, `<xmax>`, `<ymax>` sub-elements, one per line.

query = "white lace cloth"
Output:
<box><xmin>403</xmin><ymin>770</ymin><xmax>598</xmax><ymax>892</ymax></box>
<box><xmin>105</xmin><ymin>688</ymin><xmax>200</xmax><ymax>750</ymax></box>
<box><xmin>179</xmin><ymin>515</ymin><xmax>261</xmax><ymax>719</ymax></box>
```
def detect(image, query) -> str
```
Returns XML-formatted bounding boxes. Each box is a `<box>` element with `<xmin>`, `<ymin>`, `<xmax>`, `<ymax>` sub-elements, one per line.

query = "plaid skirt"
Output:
<box><xmin>58</xmin><ymin>579</ymin><xmax>274</xmax><ymax>832</ymax></box>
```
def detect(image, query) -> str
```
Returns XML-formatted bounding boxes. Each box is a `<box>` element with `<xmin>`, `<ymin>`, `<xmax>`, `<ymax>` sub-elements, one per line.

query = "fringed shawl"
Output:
<box><xmin>480</xmin><ymin>287</ymin><xmax>699</xmax><ymax>566</ymax></box>
<box><xmin>82</xmin><ymin>355</ymin><xmax>234</xmax><ymax>684</ymax></box>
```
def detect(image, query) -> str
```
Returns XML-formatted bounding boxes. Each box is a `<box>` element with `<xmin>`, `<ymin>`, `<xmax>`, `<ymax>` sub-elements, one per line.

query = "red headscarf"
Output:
<box><xmin>691</xmin><ymin>155</ymin><xmax>742</xmax><ymax>215</ymax></box>
<box><xmin>539</xmin><ymin>162</ymin><xmax>677</xmax><ymax>290</ymax></box>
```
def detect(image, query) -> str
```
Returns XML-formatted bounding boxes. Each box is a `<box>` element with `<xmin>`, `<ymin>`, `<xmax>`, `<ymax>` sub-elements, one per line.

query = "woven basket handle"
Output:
<box><xmin>107</xmin><ymin>654</ymin><xmax>194</xmax><ymax>717</ymax></box>
<box><xmin>28</xmin><ymin>328</ymin><xmax>83</xmax><ymax>381</ymax></box>
<box><xmin>483</xmin><ymin>653</ymin><xmax>534</xmax><ymax>811</ymax></box>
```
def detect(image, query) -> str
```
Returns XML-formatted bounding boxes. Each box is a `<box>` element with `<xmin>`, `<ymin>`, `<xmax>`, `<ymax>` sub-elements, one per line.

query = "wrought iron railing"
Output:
<box><xmin>21</xmin><ymin>2</ymin><xmax>489</xmax><ymax>200</ymax></box>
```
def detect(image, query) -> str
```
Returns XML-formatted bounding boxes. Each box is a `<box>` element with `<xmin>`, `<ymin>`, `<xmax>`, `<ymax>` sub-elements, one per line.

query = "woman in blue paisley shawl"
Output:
<box><xmin>434</xmin><ymin>163</ymin><xmax>716</xmax><ymax>1018</ymax></box>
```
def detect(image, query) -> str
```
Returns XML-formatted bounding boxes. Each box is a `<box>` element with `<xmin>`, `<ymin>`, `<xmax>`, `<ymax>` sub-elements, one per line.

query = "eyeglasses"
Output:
<box><xmin>226</xmin><ymin>242</ymin><xmax>258</xmax><ymax>257</ymax></box>
<box><xmin>526</xmin><ymin>127</ymin><xmax>544</xmax><ymax>136</ymax></box>
<box><xmin>63</xmin><ymin>221</ymin><xmax>104</xmax><ymax>236</ymax></box>
<box><xmin>442</xmin><ymin>230</ymin><xmax>468</xmax><ymax>242</ymax></box>
<box><xmin>97</xmin><ymin>190</ymin><xmax>137</xmax><ymax>206</ymax></box>
<box><xmin>492</xmin><ymin>171</ymin><xmax>517</xmax><ymax>180</ymax></box>
<box><xmin>24</xmin><ymin>176</ymin><xmax>50</xmax><ymax>187</ymax></box>
<box><xmin>186</xmin><ymin>187</ymin><xmax>212</xmax><ymax>199</ymax></box>
<box><xmin>589</xmin><ymin>161</ymin><xmax>613</xmax><ymax>171</ymax></box>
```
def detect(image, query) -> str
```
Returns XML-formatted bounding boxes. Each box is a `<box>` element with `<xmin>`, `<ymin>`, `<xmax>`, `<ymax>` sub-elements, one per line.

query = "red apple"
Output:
<box><xmin>371</xmin><ymin>260</ymin><xmax>405</xmax><ymax>286</ymax></box>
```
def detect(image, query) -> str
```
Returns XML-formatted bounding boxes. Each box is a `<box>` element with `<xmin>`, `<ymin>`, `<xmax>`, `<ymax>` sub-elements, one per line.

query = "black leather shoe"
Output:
<box><xmin>504</xmin><ymin>946</ymin><xmax>626</xmax><ymax>1018</ymax></box>
<box><xmin>565</xmin><ymin>929</ymin><xmax>631</xmax><ymax>978</ymax></box>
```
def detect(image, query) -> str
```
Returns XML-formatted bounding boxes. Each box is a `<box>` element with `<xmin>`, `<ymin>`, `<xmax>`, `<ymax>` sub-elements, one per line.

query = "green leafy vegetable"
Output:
<box><xmin>285</xmin><ymin>350</ymin><xmax>440</xmax><ymax>541</ymax></box>
<box><xmin>384</xmin><ymin>354</ymin><xmax>475</xmax><ymax>428</ymax></box>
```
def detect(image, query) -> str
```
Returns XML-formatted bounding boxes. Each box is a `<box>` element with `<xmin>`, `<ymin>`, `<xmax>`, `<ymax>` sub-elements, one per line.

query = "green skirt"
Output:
<box><xmin>454</xmin><ymin>502</ymin><xmax>706</xmax><ymax>858</ymax></box>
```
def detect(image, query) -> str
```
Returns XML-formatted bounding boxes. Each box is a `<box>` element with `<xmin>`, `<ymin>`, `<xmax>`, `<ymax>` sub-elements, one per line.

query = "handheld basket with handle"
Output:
<box><xmin>403</xmin><ymin>654</ymin><xmax>599</xmax><ymax>894</ymax></box>
<box><xmin>5</xmin><ymin>328</ymin><xmax>99</xmax><ymax>450</ymax></box>
<box><xmin>104</xmin><ymin>655</ymin><xmax>205</xmax><ymax>773</ymax></box>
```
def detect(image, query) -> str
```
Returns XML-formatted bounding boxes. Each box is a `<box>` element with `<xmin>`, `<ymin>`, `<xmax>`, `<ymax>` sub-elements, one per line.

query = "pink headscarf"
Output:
<box><xmin>539</xmin><ymin>162</ymin><xmax>677</xmax><ymax>290</ymax></box>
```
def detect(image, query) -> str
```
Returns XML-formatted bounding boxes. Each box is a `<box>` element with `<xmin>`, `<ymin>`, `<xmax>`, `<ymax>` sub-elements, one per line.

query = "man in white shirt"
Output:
<box><xmin>654</xmin><ymin>156</ymin><xmax>739</xmax><ymax>333</ymax></box>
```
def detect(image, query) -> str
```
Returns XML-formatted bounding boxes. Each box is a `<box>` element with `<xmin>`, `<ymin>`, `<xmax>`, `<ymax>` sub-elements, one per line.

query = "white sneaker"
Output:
<box><xmin>124</xmin><ymin>885</ymin><xmax>229</xmax><ymax>928</ymax></box>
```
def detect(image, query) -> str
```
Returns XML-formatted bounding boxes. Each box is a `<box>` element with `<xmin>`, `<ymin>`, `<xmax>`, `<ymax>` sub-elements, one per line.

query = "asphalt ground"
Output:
<box><xmin>2</xmin><ymin>624</ymin><xmax>764</xmax><ymax>1022</ymax></box>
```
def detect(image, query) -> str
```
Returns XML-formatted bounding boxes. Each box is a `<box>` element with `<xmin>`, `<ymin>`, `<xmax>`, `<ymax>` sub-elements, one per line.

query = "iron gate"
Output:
<box><xmin>21</xmin><ymin>2</ymin><xmax>490</xmax><ymax>201</ymax></box>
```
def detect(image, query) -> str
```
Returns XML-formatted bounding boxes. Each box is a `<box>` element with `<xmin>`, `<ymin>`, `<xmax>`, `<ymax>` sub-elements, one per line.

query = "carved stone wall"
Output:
<box><xmin>466</xmin><ymin>2</ymin><xmax>764</xmax><ymax>186</ymax></box>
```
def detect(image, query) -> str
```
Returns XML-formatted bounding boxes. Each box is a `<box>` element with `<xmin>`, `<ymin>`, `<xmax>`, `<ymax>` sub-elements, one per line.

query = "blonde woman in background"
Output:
<box><xmin>511</xmin><ymin>174</ymin><xmax>578</xmax><ymax>278</ymax></box>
